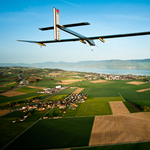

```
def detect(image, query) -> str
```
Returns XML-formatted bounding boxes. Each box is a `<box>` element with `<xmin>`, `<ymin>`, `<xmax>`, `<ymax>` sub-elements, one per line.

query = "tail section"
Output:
<box><xmin>53</xmin><ymin>7</ymin><xmax>60</xmax><ymax>41</ymax></box>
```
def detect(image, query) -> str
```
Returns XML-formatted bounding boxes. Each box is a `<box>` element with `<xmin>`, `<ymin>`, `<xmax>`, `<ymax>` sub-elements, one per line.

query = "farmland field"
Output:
<box><xmin>1</xmin><ymin>68</ymin><xmax>150</xmax><ymax>150</ymax></box>
<box><xmin>5</xmin><ymin>117</ymin><xmax>94</xmax><ymax>150</ymax></box>
<box><xmin>15</xmin><ymin>87</ymin><xmax>44</xmax><ymax>93</ymax></box>
<box><xmin>0</xmin><ymin>110</ymin><xmax>10</xmax><ymax>117</ymax></box>
<box><xmin>73</xmin><ymin>141</ymin><xmax>150</xmax><ymax>150</ymax></box>
<box><xmin>0</xmin><ymin>110</ymin><xmax>49</xmax><ymax>150</ymax></box>
<box><xmin>64</xmin><ymin>97</ymin><xmax>124</xmax><ymax>117</ymax></box>
<box><xmin>0</xmin><ymin>92</ymin><xmax>41</xmax><ymax>105</ymax></box>
<box><xmin>33</xmin><ymin>80</ymin><xmax>56</xmax><ymax>87</ymax></box>
<box><xmin>50</xmin><ymin>95</ymin><xmax>67</xmax><ymax>101</ymax></box>
<box><xmin>76</xmin><ymin>97</ymin><xmax>123</xmax><ymax>116</ymax></box>
<box><xmin>76</xmin><ymin>101</ymin><xmax>111</xmax><ymax>116</ymax></box>
<box><xmin>0</xmin><ymin>91</ymin><xmax>26</xmax><ymax>97</ymax></box>
<box><xmin>56</xmin><ymin>88</ymin><xmax>77</xmax><ymax>95</ymax></box>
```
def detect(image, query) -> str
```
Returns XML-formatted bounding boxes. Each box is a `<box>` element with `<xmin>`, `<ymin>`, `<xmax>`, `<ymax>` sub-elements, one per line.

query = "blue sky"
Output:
<box><xmin>0</xmin><ymin>0</ymin><xmax>150</xmax><ymax>63</ymax></box>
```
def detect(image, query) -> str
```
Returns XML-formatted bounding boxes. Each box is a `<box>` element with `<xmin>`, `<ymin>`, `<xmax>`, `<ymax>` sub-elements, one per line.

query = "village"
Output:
<box><xmin>12</xmin><ymin>91</ymin><xmax>87</xmax><ymax>122</ymax></box>
<box><xmin>39</xmin><ymin>70</ymin><xmax>150</xmax><ymax>81</ymax></box>
<box><xmin>83</xmin><ymin>73</ymin><xmax>150</xmax><ymax>81</ymax></box>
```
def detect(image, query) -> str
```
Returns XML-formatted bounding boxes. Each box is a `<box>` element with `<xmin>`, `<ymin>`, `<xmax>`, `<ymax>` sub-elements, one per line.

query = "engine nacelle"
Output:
<box><xmin>79</xmin><ymin>39</ymin><xmax>86</xmax><ymax>44</ymax></box>
<box><xmin>37</xmin><ymin>43</ymin><xmax>46</xmax><ymax>46</ymax></box>
<box><xmin>99</xmin><ymin>37</ymin><xmax>105</xmax><ymax>43</ymax></box>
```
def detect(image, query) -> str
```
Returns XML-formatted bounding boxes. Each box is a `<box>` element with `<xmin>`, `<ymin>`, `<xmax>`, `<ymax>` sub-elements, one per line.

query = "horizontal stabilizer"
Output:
<box><xmin>39</xmin><ymin>22</ymin><xmax>90</xmax><ymax>31</ymax></box>
<box><xmin>39</xmin><ymin>26</ymin><xmax>54</xmax><ymax>30</ymax></box>
<box><xmin>62</xmin><ymin>22</ymin><xmax>90</xmax><ymax>28</ymax></box>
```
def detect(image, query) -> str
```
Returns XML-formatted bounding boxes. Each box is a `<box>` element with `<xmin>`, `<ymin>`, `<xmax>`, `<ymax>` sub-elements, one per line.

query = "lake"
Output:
<box><xmin>49</xmin><ymin>67</ymin><xmax>150</xmax><ymax>76</ymax></box>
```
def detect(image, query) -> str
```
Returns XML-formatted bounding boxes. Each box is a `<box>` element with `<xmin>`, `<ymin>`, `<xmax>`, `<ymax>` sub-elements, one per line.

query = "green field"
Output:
<box><xmin>76</xmin><ymin>97</ymin><xmax>123</xmax><ymax>116</ymax></box>
<box><xmin>64</xmin><ymin>97</ymin><xmax>123</xmax><ymax>117</ymax></box>
<box><xmin>57</xmin><ymin>88</ymin><xmax>77</xmax><ymax>95</ymax></box>
<box><xmin>5</xmin><ymin>117</ymin><xmax>94</xmax><ymax>150</ymax></box>
<box><xmin>49</xmin><ymin>95</ymin><xmax>67</xmax><ymax>101</ymax></box>
<box><xmin>0</xmin><ymin>110</ymin><xmax>49</xmax><ymax>150</ymax></box>
<box><xmin>33</xmin><ymin>80</ymin><xmax>56</xmax><ymax>87</ymax></box>
<box><xmin>15</xmin><ymin>87</ymin><xmax>41</xmax><ymax>93</ymax></box>
<box><xmin>0</xmin><ymin>93</ymin><xmax>41</xmax><ymax>105</ymax></box>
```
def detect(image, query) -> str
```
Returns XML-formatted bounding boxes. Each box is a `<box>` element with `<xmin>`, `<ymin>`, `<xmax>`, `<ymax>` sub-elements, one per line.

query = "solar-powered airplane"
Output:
<box><xmin>16</xmin><ymin>7</ymin><xmax>150</xmax><ymax>50</ymax></box>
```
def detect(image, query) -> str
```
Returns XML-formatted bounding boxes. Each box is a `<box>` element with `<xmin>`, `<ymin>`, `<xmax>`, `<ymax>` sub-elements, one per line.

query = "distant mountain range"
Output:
<box><xmin>1</xmin><ymin>59</ymin><xmax>150</xmax><ymax>69</ymax></box>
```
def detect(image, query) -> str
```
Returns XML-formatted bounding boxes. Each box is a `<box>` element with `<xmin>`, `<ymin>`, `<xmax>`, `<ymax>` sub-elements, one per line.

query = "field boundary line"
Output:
<box><xmin>2</xmin><ymin>108</ymin><xmax>53</xmax><ymax>150</ymax></box>
<box><xmin>118</xmin><ymin>92</ymin><xmax>125</xmax><ymax>101</ymax></box>
<box><xmin>76</xmin><ymin>103</ymin><xmax>83</xmax><ymax>117</ymax></box>
<box><xmin>108</xmin><ymin>102</ymin><xmax>114</xmax><ymax>115</ymax></box>
<box><xmin>85</xmin><ymin>87</ymin><xmax>91</xmax><ymax>94</ymax></box>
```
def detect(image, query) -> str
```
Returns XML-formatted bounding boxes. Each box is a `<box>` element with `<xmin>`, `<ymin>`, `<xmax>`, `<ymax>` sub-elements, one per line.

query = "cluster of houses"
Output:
<box><xmin>100</xmin><ymin>74</ymin><xmax>150</xmax><ymax>80</ymax></box>
<box><xmin>12</xmin><ymin>92</ymin><xmax>87</xmax><ymax>122</ymax></box>
<box><xmin>66</xmin><ymin>93</ymin><xmax>87</xmax><ymax>105</ymax></box>
<box><xmin>20</xmin><ymin>101</ymin><xmax>54</xmax><ymax>112</ymax></box>
<box><xmin>84</xmin><ymin>73</ymin><xmax>150</xmax><ymax>81</ymax></box>
<box><xmin>57</xmin><ymin>93</ymin><xmax>87</xmax><ymax>111</ymax></box>
<box><xmin>42</xmin><ymin>93</ymin><xmax>87</xmax><ymax>119</ymax></box>
<box><xmin>37</xmin><ymin>86</ymin><xmax>67</xmax><ymax>94</ymax></box>
<box><xmin>12</xmin><ymin>101</ymin><xmax>54</xmax><ymax>123</ymax></box>
<box><xmin>45</xmin><ymin>93</ymin><xmax>87</xmax><ymax>115</ymax></box>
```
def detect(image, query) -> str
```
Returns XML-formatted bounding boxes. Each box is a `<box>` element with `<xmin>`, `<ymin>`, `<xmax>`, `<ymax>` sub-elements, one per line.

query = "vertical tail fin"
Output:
<box><xmin>53</xmin><ymin>8</ymin><xmax>60</xmax><ymax>41</ymax></box>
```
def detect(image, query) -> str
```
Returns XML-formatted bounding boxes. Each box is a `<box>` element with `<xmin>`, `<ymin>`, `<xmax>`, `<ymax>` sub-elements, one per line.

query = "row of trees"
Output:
<box><xmin>15</xmin><ymin>109</ymin><xmax>35</xmax><ymax>122</ymax></box>
<box><xmin>136</xmin><ymin>103</ymin><xmax>150</xmax><ymax>112</ymax></box>
<box><xmin>46</xmin><ymin>110</ymin><xmax>63</xmax><ymax>118</ymax></box>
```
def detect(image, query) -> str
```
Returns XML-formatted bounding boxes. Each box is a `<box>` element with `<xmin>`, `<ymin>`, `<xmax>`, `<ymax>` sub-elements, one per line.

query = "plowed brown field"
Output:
<box><xmin>109</xmin><ymin>101</ymin><xmax>130</xmax><ymax>115</ymax></box>
<box><xmin>90</xmin><ymin>80</ymin><xmax>108</xmax><ymax>83</ymax></box>
<box><xmin>126</xmin><ymin>81</ymin><xmax>146</xmax><ymax>85</ymax></box>
<box><xmin>27</xmin><ymin>86</ymin><xmax>46</xmax><ymax>89</ymax></box>
<box><xmin>0</xmin><ymin>91</ymin><xmax>26</xmax><ymax>97</ymax></box>
<box><xmin>56</xmin><ymin>79</ymin><xmax>84</xmax><ymax>85</ymax></box>
<box><xmin>137</xmin><ymin>88</ymin><xmax>150</xmax><ymax>92</ymax></box>
<box><xmin>89</xmin><ymin>112</ymin><xmax>150</xmax><ymax>146</ymax></box>
<box><xmin>72</xmin><ymin>88</ymin><xmax>84</xmax><ymax>94</ymax></box>
<box><xmin>0</xmin><ymin>110</ymin><xmax>10</xmax><ymax>117</ymax></box>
